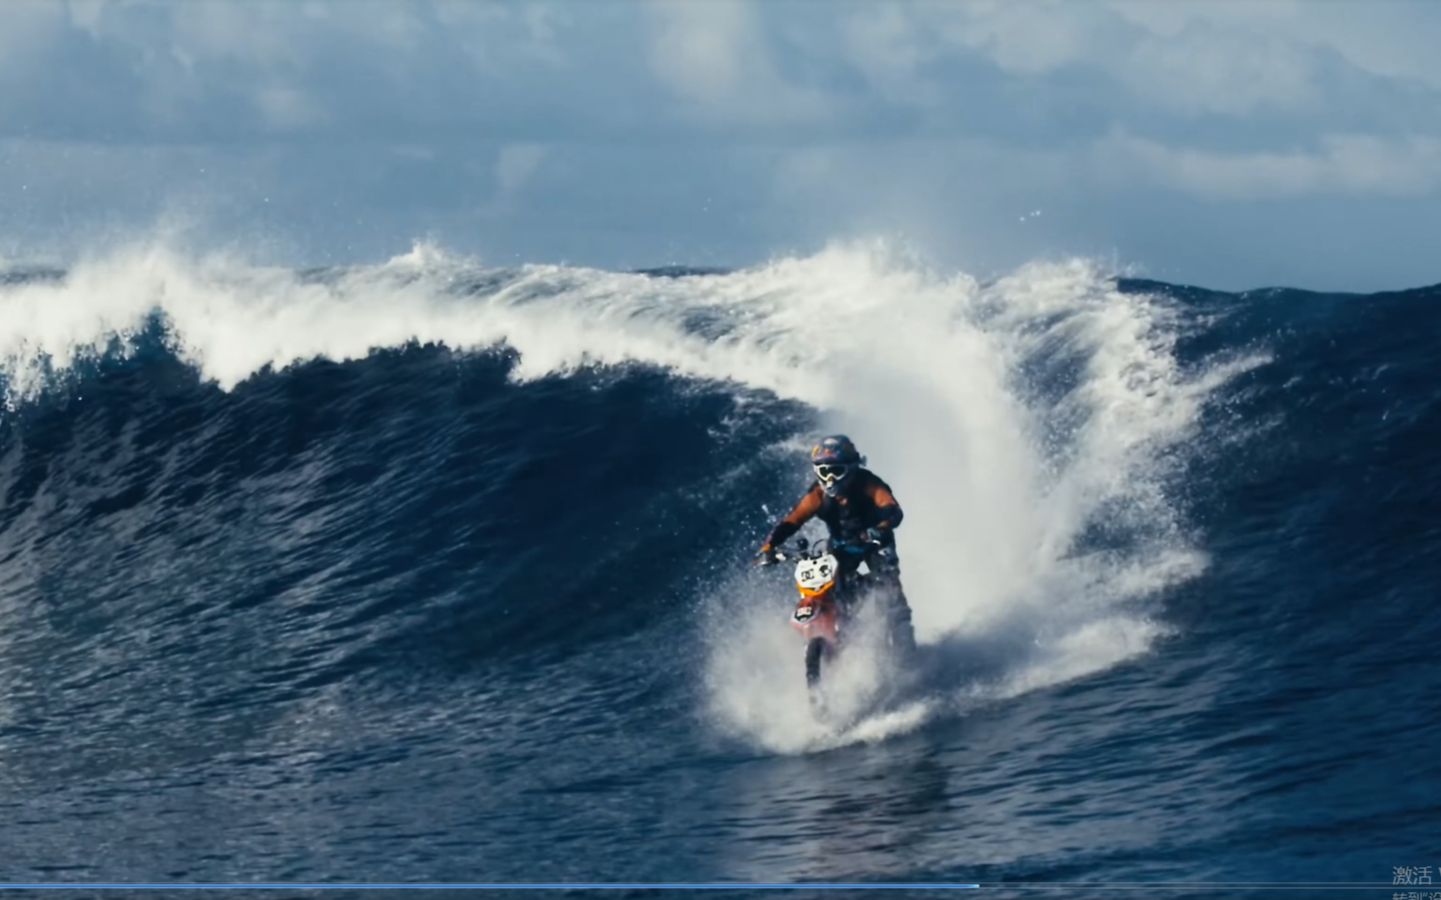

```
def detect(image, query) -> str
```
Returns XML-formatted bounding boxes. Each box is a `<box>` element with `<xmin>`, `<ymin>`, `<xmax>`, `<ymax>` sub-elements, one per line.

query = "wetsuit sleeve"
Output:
<box><xmin>867</xmin><ymin>480</ymin><xmax>903</xmax><ymax>532</ymax></box>
<box><xmin>762</xmin><ymin>486</ymin><xmax>823</xmax><ymax>550</ymax></box>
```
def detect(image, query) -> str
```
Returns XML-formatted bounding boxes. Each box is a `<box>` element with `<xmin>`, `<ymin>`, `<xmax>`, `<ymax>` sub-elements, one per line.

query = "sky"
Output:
<box><xmin>2</xmin><ymin>0</ymin><xmax>1440</xmax><ymax>291</ymax></box>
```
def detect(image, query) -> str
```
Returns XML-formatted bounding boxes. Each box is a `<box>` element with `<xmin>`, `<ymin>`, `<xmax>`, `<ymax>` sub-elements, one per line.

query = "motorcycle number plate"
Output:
<box><xmin>793</xmin><ymin>604</ymin><xmax>815</xmax><ymax>622</ymax></box>
<box><xmin>795</xmin><ymin>554</ymin><xmax>839</xmax><ymax>592</ymax></box>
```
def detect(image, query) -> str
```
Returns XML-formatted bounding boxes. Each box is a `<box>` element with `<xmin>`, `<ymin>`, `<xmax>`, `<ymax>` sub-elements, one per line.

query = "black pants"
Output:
<box><xmin>851</xmin><ymin>546</ymin><xmax>915</xmax><ymax>653</ymax></box>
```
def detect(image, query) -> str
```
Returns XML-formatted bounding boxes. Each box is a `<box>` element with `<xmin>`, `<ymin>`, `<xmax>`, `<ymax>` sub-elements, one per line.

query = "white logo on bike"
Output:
<box><xmin>794</xmin><ymin>554</ymin><xmax>839</xmax><ymax>592</ymax></box>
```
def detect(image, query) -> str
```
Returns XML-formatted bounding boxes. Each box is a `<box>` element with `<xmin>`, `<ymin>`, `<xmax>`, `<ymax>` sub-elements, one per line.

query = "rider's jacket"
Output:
<box><xmin>763</xmin><ymin>468</ymin><xmax>903</xmax><ymax>551</ymax></box>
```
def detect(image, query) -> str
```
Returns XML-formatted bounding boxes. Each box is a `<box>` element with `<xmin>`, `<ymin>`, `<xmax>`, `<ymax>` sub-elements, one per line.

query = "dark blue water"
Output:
<box><xmin>0</xmin><ymin>251</ymin><xmax>1436</xmax><ymax>897</ymax></box>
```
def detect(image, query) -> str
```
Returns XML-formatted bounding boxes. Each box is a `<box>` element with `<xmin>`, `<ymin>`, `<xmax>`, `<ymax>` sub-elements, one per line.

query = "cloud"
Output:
<box><xmin>6</xmin><ymin>0</ymin><xmax>1437</xmax><ymax>144</ymax></box>
<box><xmin>433</xmin><ymin>1</ymin><xmax>568</xmax><ymax>68</ymax></box>
<box><xmin>494</xmin><ymin>143</ymin><xmax>547</xmax><ymax>200</ymax></box>
<box><xmin>929</xmin><ymin>2</ymin><xmax>1113</xmax><ymax>77</ymax></box>
<box><xmin>0</xmin><ymin>1</ymin><xmax>615</xmax><ymax>141</ymax></box>
<box><xmin>1100</xmin><ymin>132</ymin><xmax>1441</xmax><ymax>197</ymax></box>
<box><xmin>1121</xmin><ymin>25</ymin><xmax>1320</xmax><ymax>116</ymax></box>
<box><xmin>253</xmin><ymin>85</ymin><xmax>324</xmax><ymax>131</ymax></box>
<box><xmin>1110</xmin><ymin>0</ymin><xmax>1441</xmax><ymax>90</ymax></box>
<box><xmin>825</xmin><ymin>1</ymin><xmax>1441</xmax><ymax>130</ymax></box>
<box><xmin>2</xmin><ymin>0</ymin><xmax>1441</xmax><ymax>289</ymax></box>
<box><xmin>0</xmin><ymin>4</ymin><xmax>64</xmax><ymax>61</ymax></box>
<box><xmin>644</xmin><ymin>1</ymin><xmax>836</xmax><ymax>128</ymax></box>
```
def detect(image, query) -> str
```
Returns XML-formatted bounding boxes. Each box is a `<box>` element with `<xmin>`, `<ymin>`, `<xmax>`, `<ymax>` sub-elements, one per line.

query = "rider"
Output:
<box><xmin>757</xmin><ymin>434</ymin><xmax>915</xmax><ymax>651</ymax></box>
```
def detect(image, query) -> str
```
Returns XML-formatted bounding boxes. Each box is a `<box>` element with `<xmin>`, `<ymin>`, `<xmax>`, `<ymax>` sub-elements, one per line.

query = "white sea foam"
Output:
<box><xmin>0</xmin><ymin>239</ymin><xmax>1263</xmax><ymax>752</ymax></box>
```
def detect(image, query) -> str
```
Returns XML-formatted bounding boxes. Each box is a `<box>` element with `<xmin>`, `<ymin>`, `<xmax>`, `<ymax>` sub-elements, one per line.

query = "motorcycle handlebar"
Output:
<box><xmin>757</xmin><ymin>537</ymin><xmax>883</xmax><ymax>567</ymax></box>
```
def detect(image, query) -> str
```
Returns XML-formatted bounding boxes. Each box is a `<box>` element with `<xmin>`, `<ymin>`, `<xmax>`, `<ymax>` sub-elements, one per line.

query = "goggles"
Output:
<box><xmin>814</xmin><ymin>463</ymin><xmax>851</xmax><ymax>484</ymax></box>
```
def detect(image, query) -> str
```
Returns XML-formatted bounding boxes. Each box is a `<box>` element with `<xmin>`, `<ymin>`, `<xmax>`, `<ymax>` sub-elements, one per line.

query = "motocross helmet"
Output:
<box><xmin>811</xmin><ymin>434</ymin><xmax>863</xmax><ymax>497</ymax></box>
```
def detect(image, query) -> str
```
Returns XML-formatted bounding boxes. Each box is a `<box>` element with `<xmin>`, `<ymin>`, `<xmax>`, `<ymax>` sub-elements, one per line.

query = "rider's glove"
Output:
<box><xmin>754</xmin><ymin>544</ymin><xmax>778</xmax><ymax>567</ymax></box>
<box><xmin>863</xmin><ymin>527</ymin><xmax>886</xmax><ymax>545</ymax></box>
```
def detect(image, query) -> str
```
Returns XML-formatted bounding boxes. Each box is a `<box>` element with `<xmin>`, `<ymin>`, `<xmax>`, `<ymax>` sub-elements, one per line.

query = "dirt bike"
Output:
<box><xmin>765</xmin><ymin>536</ymin><xmax>912</xmax><ymax>699</ymax></box>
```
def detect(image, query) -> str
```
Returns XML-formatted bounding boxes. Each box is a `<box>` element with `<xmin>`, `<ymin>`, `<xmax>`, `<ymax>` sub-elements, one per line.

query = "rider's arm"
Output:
<box><xmin>761</xmin><ymin>486</ymin><xmax>823</xmax><ymax>552</ymax></box>
<box><xmin>866</xmin><ymin>481</ymin><xmax>903</xmax><ymax>535</ymax></box>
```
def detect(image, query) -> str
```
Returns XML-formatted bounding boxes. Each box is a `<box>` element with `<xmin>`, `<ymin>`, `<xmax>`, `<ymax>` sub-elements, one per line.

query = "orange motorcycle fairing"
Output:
<box><xmin>791</xmin><ymin>590</ymin><xmax>840</xmax><ymax>642</ymax></box>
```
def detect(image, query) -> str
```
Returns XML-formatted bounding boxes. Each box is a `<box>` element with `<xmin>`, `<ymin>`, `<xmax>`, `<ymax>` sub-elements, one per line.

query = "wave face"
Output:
<box><xmin>1</xmin><ymin>244</ymin><xmax>1436</xmax><ymax>887</ymax></box>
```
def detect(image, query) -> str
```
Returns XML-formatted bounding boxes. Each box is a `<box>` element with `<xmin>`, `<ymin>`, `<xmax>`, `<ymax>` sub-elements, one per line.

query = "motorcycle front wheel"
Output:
<box><xmin>805</xmin><ymin>637</ymin><xmax>829</xmax><ymax>688</ymax></box>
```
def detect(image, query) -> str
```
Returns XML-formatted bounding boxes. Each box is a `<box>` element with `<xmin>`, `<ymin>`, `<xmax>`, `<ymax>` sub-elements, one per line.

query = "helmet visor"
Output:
<box><xmin>814</xmin><ymin>463</ymin><xmax>851</xmax><ymax>484</ymax></box>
